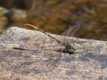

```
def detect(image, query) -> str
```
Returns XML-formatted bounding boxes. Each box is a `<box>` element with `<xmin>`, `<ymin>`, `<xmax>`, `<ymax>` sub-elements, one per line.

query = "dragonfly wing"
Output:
<box><xmin>61</xmin><ymin>25</ymin><xmax>80</xmax><ymax>36</ymax></box>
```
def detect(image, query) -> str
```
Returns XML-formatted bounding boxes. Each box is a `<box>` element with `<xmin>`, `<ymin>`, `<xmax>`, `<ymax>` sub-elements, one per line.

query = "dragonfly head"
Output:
<box><xmin>63</xmin><ymin>43</ymin><xmax>76</xmax><ymax>54</ymax></box>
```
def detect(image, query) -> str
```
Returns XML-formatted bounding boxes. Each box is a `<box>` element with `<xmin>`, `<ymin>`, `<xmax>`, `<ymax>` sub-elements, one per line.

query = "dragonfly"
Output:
<box><xmin>13</xmin><ymin>24</ymin><xmax>80</xmax><ymax>54</ymax></box>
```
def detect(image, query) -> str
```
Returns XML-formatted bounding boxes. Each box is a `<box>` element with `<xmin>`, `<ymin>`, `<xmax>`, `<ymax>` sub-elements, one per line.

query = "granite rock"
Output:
<box><xmin>0</xmin><ymin>27</ymin><xmax>107</xmax><ymax>80</ymax></box>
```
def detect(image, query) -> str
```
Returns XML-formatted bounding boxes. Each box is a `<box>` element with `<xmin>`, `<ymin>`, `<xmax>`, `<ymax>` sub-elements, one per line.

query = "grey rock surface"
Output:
<box><xmin>0</xmin><ymin>27</ymin><xmax>107</xmax><ymax>80</ymax></box>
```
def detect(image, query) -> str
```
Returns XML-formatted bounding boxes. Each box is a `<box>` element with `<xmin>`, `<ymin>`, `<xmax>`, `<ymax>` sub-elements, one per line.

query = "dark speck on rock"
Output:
<box><xmin>18</xmin><ymin>37</ymin><xmax>30</xmax><ymax>42</ymax></box>
<box><xmin>79</xmin><ymin>53</ymin><xmax>94</xmax><ymax>62</ymax></box>
<box><xmin>82</xmin><ymin>75</ymin><xmax>93</xmax><ymax>80</ymax></box>
<box><xmin>33</xmin><ymin>69</ymin><xmax>43</xmax><ymax>74</ymax></box>
<box><xmin>16</xmin><ymin>77</ymin><xmax>20</xmax><ymax>80</ymax></box>
<box><xmin>66</xmin><ymin>65</ymin><xmax>77</xmax><ymax>75</ymax></box>
<box><xmin>98</xmin><ymin>76</ymin><xmax>107</xmax><ymax>80</ymax></box>
<box><xmin>63</xmin><ymin>56</ymin><xmax>75</xmax><ymax>62</ymax></box>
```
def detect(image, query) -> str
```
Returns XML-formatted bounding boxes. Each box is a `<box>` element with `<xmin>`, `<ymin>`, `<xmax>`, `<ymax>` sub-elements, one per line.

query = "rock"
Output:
<box><xmin>0</xmin><ymin>27</ymin><xmax>107</xmax><ymax>80</ymax></box>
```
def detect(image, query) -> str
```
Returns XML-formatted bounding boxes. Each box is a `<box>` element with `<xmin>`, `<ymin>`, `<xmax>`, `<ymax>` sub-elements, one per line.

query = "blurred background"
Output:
<box><xmin>0</xmin><ymin>0</ymin><xmax>107</xmax><ymax>41</ymax></box>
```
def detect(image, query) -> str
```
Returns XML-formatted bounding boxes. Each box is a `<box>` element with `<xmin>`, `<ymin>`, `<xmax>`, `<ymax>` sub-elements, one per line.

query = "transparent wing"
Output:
<box><xmin>61</xmin><ymin>24</ymin><xmax>80</xmax><ymax>36</ymax></box>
